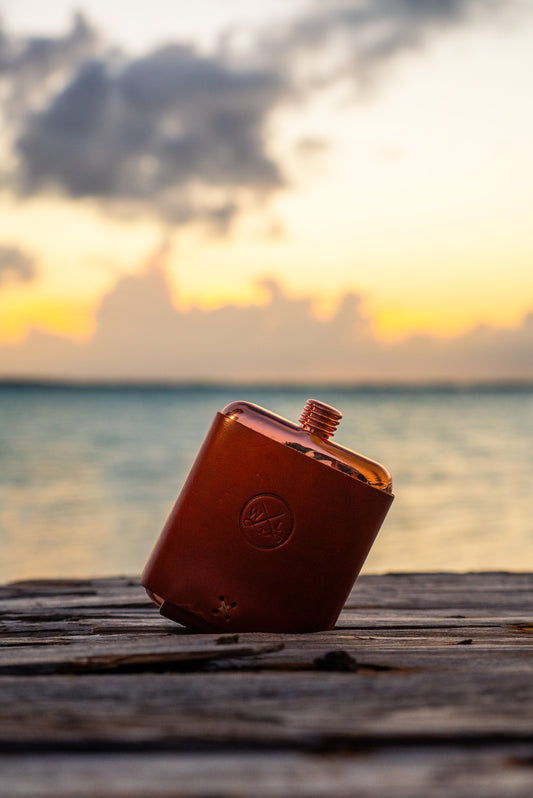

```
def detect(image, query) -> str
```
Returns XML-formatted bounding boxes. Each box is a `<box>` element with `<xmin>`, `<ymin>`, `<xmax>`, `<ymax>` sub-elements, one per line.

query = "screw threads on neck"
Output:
<box><xmin>299</xmin><ymin>399</ymin><xmax>342</xmax><ymax>439</ymax></box>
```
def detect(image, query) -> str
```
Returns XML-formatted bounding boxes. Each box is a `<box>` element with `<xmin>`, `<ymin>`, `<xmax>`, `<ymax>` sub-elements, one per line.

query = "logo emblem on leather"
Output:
<box><xmin>239</xmin><ymin>494</ymin><xmax>294</xmax><ymax>549</ymax></box>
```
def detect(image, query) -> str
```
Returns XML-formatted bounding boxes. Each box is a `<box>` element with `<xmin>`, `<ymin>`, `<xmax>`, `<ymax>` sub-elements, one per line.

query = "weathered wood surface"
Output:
<box><xmin>0</xmin><ymin>572</ymin><xmax>532</xmax><ymax>797</ymax></box>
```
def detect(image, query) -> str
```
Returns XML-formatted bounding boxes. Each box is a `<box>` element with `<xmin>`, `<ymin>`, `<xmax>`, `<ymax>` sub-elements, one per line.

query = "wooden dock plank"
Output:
<box><xmin>0</xmin><ymin>573</ymin><xmax>532</xmax><ymax>797</ymax></box>
<box><xmin>1</xmin><ymin>748</ymin><xmax>533</xmax><ymax>798</ymax></box>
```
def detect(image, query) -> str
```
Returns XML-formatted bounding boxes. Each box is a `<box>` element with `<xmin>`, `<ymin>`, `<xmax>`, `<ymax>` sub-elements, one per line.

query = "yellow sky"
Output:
<box><xmin>1</xmin><ymin>0</ymin><xmax>533</xmax><ymax>348</ymax></box>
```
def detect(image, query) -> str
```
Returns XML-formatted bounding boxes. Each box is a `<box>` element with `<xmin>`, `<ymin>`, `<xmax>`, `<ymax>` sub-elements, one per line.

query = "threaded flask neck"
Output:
<box><xmin>299</xmin><ymin>400</ymin><xmax>342</xmax><ymax>439</ymax></box>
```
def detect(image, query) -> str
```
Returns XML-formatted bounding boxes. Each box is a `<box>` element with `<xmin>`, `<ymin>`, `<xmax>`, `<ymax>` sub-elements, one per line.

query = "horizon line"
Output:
<box><xmin>1</xmin><ymin>376</ymin><xmax>533</xmax><ymax>393</ymax></box>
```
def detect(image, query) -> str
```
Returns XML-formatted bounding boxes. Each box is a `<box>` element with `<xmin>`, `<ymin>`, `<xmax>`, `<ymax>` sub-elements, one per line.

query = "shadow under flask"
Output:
<box><xmin>142</xmin><ymin>399</ymin><xmax>394</xmax><ymax>633</ymax></box>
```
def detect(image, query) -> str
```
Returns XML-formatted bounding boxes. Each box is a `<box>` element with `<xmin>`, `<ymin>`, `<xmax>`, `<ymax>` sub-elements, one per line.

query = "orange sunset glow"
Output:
<box><xmin>1</xmin><ymin>0</ymin><xmax>533</xmax><ymax>382</ymax></box>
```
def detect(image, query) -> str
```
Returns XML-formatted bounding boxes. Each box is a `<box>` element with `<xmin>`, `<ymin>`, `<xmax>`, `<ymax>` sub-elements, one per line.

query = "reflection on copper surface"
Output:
<box><xmin>223</xmin><ymin>399</ymin><xmax>393</xmax><ymax>493</ymax></box>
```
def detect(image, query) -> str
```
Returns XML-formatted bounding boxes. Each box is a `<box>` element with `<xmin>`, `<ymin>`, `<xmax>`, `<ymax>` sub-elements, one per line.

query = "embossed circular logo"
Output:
<box><xmin>239</xmin><ymin>493</ymin><xmax>294</xmax><ymax>549</ymax></box>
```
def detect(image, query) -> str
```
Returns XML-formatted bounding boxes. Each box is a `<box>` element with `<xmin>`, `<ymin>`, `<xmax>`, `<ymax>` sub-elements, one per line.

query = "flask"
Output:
<box><xmin>142</xmin><ymin>399</ymin><xmax>394</xmax><ymax>632</ymax></box>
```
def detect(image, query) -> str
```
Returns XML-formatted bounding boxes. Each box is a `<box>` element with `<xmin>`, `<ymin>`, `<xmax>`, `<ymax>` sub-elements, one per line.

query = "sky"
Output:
<box><xmin>1</xmin><ymin>0</ymin><xmax>533</xmax><ymax>382</ymax></box>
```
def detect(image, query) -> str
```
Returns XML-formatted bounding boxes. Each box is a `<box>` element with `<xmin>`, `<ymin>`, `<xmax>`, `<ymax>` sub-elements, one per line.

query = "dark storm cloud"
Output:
<box><xmin>2</xmin><ymin>0</ymin><xmax>512</xmax><ymax>225</ymax></box>
<box><xmin>0</xmin><ymin>13</ymin><xmax>99</xmax><ymax>119</ymax></box>
<box><xmin>0</xmin><ymin>244</ymin><xmax>36</xmax><ymax>284</ymax></box>
<box><xmin>14</xmin><ymin>43</ymin><xmax>286</xmax><ymax>225</ymax></box>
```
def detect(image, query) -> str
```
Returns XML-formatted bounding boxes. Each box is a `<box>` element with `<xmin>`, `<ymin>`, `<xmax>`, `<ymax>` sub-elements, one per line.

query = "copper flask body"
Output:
<box><xmin>142</xmin><ymin>399</ymin><xmax>394</xmax><ymax>633</ymax></box>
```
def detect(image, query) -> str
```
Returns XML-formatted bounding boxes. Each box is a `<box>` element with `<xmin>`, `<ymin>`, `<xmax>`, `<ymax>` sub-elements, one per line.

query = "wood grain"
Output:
<box><xmin>0</xmin><ymin>573</ymin><xmax>532</xmax><ymax>796</ymax></box>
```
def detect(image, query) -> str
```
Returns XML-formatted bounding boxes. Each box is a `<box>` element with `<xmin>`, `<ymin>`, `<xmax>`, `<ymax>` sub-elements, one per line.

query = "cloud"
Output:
<box><xmin>1</xmin><ymin>264</ymin><xmax>532</xmax><ymax>383</ymax></box>
<box><xmin>258</xmin><ymin>0</ymin><xmax>509</xmax><ymax>91</ymax></box>
<box><xmin>1</xmin><ymin>1</ymin><xmax>515</xmax><ymax>228</ymax></box>
<box><xmin>14</xmin><ymin>46</ymin><xmax>286</xmax><ymax>227</ymax></box>
<box><xmin>0</xmin><ymin>244</ymin><xmax>37</xmax><ymax>284</ymax></box>
<box><xmin>0</xmin><ymin>13</ymin><xmax>100</xmax><ymax>121</ymax></box>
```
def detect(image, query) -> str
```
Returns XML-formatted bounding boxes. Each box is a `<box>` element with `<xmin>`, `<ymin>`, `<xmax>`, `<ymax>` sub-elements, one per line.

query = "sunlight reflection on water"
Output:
<box><xmin>1</xmin><ymin>384</ymin><xmax>532</xmax><ymax>581</ymax></box>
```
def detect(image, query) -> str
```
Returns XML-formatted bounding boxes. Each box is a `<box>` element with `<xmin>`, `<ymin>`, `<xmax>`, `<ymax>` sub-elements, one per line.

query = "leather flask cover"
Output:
<box><xmin>142</xmin><ymin>412</ymin><xmax>394</xmax><ymax>633</ymax></box>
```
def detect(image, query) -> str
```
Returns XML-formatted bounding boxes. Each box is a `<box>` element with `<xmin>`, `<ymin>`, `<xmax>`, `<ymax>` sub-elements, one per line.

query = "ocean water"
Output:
<box><xmin>0</xmin><ymin>383</ymin><xmax>532</xmax><ymax>583</ymax></box>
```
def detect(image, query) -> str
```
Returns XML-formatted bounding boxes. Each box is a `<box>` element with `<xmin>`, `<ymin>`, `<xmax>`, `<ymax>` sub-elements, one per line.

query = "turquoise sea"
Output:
<box><xmin>1</xmin><ymin>382</ymin><xmax>532</xmax><ymax>583</ymax></box>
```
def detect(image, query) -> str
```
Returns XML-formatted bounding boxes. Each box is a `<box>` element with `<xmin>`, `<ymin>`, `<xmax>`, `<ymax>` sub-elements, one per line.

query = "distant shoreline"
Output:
<box><xmin>1</xmin><ymin>377</ymin><xmax>532</xmax><ymax>394</ymax></box>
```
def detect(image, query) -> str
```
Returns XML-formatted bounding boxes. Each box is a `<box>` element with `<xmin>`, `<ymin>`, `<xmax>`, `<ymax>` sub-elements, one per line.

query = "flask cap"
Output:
<box><xmin>299</xmin><ymin>399</ymin><xmax>342</xmax><ymax>439</ymax></box>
